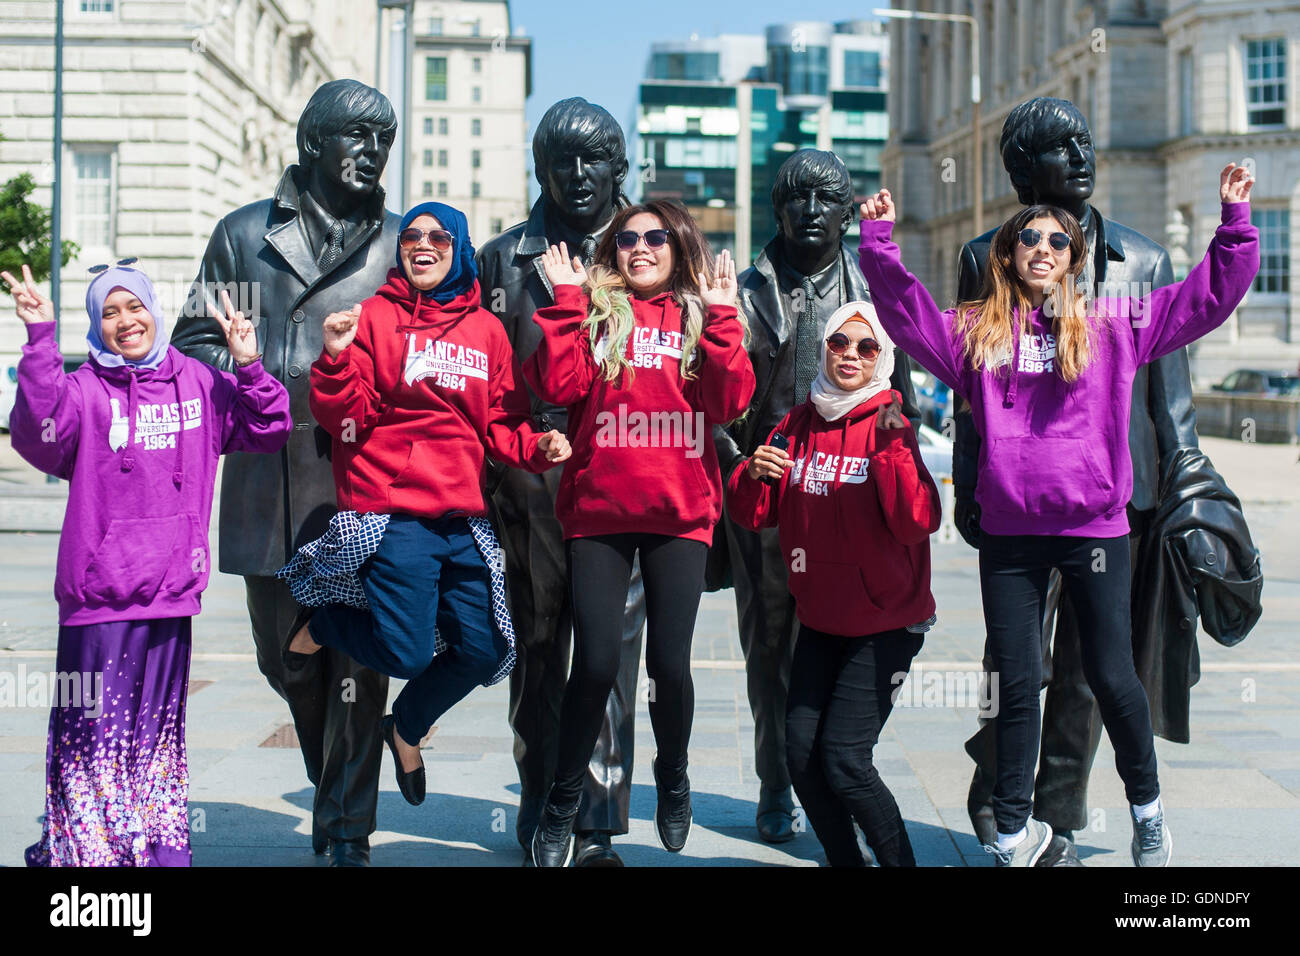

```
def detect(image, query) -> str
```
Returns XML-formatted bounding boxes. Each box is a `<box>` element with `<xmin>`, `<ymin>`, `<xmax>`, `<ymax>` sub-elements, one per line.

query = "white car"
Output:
<box><xmin>916</xmin><ymin>422</ymin><xmax>953</xmax><ymax>480</ymax></box>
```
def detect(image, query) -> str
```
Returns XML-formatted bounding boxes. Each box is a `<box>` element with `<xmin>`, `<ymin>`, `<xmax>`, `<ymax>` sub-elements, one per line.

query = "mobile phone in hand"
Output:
<box><xmin>764</xmin><ymin>432</ymin><xmax>790</xmax><ymax>487</ymax></box>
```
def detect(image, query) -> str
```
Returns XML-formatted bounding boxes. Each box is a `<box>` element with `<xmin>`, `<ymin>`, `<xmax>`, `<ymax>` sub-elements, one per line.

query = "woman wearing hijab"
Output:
<box><xmin>277</xmin><ymin>202</ymin><xmax>571</xmax><ymax>810</ymax></box>
<box><xmin>4</xmin><ymin>261</ymin><xmax>292</xmax><ymax>866</ymax></box>
<box><xmin>726</xmin><ymin>301</ymin><xmax>941</xmax><ymax>867</ymax></box>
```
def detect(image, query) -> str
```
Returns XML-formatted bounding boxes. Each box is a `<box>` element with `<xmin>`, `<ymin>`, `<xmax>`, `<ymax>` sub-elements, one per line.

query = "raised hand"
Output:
<box><xmin>540</xmin><ymin>242</ymin><xmax>588</xmax><ymax>288</ymax></box>
<box><xmin>1220</xmin><ymin>162</ymin><xmax>1254</xmax><ymax>204</ymax></box>
<box><xmin>699</xmin><ymin>249</ymin><xmax>738</xmax><ymax>309</ymax></box>
<box><xmin>322</xmin><ymin>304</ymin><xmax>362</xmax><ymax>359</ymax></box>
<box><xmin>1</xmin><ymin>264</ymin><xmax>55</xmax><ymax>326</ymax></box>
<box><xmin>746</xmin><ymin>443</ymin><xmax>794</xmax><ymax>482</ymax></box>
<box><xmin>537</xmin><ymin>428</ymin><xmax>572</xmax><ymax>463</ymax></box>
<box><xmin>209</xmin><ymin>289</ymin><xmax>260</xmax><ymax>367</ymax></box>
<box><xmin>859</xmin><ymin>188</ymin><xmax>896</xmax><ymax>223</ymax></box>
<box><xmin>876</xmin><ymin>395</ymin><xmax>908</xmax><ymax>430</ymax></box>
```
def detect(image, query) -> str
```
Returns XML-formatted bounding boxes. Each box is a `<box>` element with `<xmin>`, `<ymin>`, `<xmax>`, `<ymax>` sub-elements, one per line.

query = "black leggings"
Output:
<box><xmin>550</xmin><ymin>533</ymin><xmax>708</xmax><ymax>805</ymax></box>
<box><xmin>786</xmin><ymin>626</ymin><xmax>923</xmax><ymax>867</ymax></box>
<box><xmin>980</xmin><ymin>533</ymin><xmax>1160</xmax><ymax>835</ymax></box>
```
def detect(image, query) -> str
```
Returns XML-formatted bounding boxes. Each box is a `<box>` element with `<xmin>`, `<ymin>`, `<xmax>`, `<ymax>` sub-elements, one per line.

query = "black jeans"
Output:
<box><xmin>786</xmin><ymin>625</ymin><xmax>923</xmax><ymax>867</ymax></box>
<box><xmin>550</xmin><ymin>533</ymin><xmax>708</xmax><ymax>805</ymax></box>
<box><xmin>979</xmin><ymin>533</ymin><xmax>1160</xmax><ymax>835</ymax></box>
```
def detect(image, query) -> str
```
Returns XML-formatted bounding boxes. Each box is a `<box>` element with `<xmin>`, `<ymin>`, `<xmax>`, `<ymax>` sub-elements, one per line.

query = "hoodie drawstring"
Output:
<box><xmin>1004</xmin><ymin>318</ymin><xmax>1021</xmax><ymax>408</ymax></box>
<box><xmin>121</xmin><ymin>373</ymin><xmax>138</xmax><ymax>472</ymax></box>
<box><xmin>171</xmin><ymin>376</ymin><xmax>184</xmax><ymax>488</ymax></box>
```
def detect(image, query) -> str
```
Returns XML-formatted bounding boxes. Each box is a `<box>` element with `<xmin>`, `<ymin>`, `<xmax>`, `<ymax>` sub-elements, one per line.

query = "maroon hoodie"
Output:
<box><xmin>311</xmin><ymin>270</ymin><xmax>551</xmax><ymax>519</ymax></box>
<box><xmin>727</xmin><ymin>390</ymin><xmax>940</xmax><ymax>636</ymax></box>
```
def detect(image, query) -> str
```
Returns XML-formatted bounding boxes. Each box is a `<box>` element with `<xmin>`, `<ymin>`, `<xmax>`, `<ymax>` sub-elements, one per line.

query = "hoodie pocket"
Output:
<box><xmin>160</xmin><ymin>513</ymin><xmax>208</xmax><ymax>596</ymax></box>
<box><xmin>979</xmin><ymin>437</ymin><xmax>1114</xmax><ymax>517</ymax></box>
<box><xmin>789</xmin><ymin>558</ymin><xmax>883</xmax><ymax>633</ymax></box>
<box><xmin>82</xmin><ymin>516</ymin><xmax>182</xmax><ymax>606</ymax></box>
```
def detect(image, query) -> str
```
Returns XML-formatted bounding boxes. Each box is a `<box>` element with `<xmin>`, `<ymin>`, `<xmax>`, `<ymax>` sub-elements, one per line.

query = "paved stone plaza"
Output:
<box><xmin>1</xmin><ymin>435</ymin><xmax>1297</xmax><ymax>867</ymax></box>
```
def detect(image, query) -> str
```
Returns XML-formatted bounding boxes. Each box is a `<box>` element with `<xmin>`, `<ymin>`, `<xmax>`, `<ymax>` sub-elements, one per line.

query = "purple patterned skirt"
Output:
<box><xmin>24</xmin><ymin>617</ymin><xmax>193</xmax><ymax>867</ymax></box>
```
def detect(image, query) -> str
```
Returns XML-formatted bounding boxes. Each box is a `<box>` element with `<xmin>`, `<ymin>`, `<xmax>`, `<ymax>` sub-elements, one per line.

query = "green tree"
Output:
<box><xmin>0</xmin><ymin>131</ymin><xmax>79</xmax><ymax>282</ymax></box>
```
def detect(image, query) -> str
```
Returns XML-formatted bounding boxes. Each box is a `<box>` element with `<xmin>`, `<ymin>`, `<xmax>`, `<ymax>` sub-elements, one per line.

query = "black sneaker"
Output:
<box><xmin>653</xmin><ymin>756</ymin><xmax>692</xmax><ymax>853</ymax></box>
<box><xmin>531</xmin><ymin>797</ymin><xmax>580</xmax><ymax>868</ymax></box>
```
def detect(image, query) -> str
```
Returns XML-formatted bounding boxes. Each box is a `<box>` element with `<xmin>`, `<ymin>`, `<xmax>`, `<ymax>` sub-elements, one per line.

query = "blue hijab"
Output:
<box><xmin>397</xmin><ymin>202</ymin><xmax>478</xmax><ymax>304</ymax></box>
<box><xmin>85</xmin><ymin>266</ymin><xmax>170</xmax><ymax>370</ymax></box>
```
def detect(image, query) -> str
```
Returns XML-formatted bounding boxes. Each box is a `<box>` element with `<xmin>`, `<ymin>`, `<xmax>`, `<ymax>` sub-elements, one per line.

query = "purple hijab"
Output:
<box><xmin>85</xmin><ymin>266</ymin><xmax>170</xmax><ymax>371</ymax></box>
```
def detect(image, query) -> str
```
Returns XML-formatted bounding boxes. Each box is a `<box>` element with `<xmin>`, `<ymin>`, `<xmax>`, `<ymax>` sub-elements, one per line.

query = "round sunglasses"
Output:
<box><xmin>399</xmin><ymin>228</ymin><xmax>454</xmax><ymax>251</ymax></box>
<box><xmin>614</xmin><ymin>228</ymin><xmax>670</xmax><ymax>251</ymax></box>
<box><xmin>1017</xmin><ymin>228</ymin><xmax>1071</xmax><ymax>252</ymax></box>
<box><xmin>826</xmin><ymin>332</ymin><xmax>882</xmax><ymax>358</ymax></box>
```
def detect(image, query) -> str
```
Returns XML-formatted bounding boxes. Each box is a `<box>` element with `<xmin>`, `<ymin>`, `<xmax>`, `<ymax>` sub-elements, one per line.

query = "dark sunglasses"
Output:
<box><xmin>399</xmin><ymin>228</ymin><xmax>454</xmax><ymax>251</ymax></box>
<box><xmin>826</xmin><ymin>332</ymin><xmax>882</xmax><ymax>358</ymax></box>
<box><xmin>1017</xmin><ymin>228</ymin><xmax>1071</xmax><ymax>252</ymax></box>
<box><xmin>88</xmin><ymin>257</ymin><xmax>139</xmax><ymax>274</ymax></box>
<box><xmin>614</xmin><ymin>229</ymin><xmax>670</xmax><ymax>251</ymax></box>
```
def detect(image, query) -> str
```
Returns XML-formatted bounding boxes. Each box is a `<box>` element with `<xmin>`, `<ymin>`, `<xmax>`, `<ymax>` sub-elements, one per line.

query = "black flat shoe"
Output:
<box><xmin>653</xmin><ymin>756</ymin><xmax>692</xmax><ymax>853</ymax></box>
<box><xmin>531</xmin><ymin>797</ymin><xmax>580</xmax><ymax>868</ymax></box>
<box><xmin>282</xmin><ymin>608</ymin><xmax>319</xmax><ymax>673</ymax></box>
<box><xmin>756</xmin><ymin>785</ymin><xmax>796</xmax><ymax>844</ymax></box>
<box><xmin>381</xmin><ymin>714</ymin><xmax>426</xmax><ymax>806</ymax></box>
<box><xmin>573</xmin><ymin>831</ymin><xmax>624</xmax><ymax>867</ymax></box>
<box><xmin>328</xmin><ymin>837</ymin><xmax>370</xmax><ymax>867</ymax></box>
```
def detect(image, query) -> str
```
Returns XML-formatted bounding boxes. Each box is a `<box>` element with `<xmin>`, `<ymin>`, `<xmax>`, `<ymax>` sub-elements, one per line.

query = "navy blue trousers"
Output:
<box><xmin>309</xmin><ymin>515</ymin><xmax>506</xmax><ymax>747</ymax></box>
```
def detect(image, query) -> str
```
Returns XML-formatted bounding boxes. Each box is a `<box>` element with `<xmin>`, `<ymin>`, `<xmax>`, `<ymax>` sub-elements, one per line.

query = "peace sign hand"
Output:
<box><xmin>699</xmin><ymin>249</ymin><xmax>738</xmax><ymax>309</ymax></box>
<box><xmin>209</xmin><ymin>289</ymin><xmax>261</xmax><ymax>367</ymax></box>
<box><xmin>1</xmin><ymin>264</ymin><xmax>55</xmax><ymax>326</ymax></box>
<box><xmin>540</xmin><ymin>242</ymin><xmax>588</xmax><ymax>288</ymax></box>
<box><xmin>859</xmin><ymin>188</ymin><xmax>896</xmax><ymax>223</ymax></box>
<box><xmin>1220</xmin><ymin>162</ymin><xmax>1254</xmax><ymax>204</ymax></box>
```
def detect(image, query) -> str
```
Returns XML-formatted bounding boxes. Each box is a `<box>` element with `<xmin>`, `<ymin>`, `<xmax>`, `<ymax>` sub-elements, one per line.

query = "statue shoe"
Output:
<box><xmin>1035</xmin><ymin>832</ymin><xmax>1084</xmax><ymax>867</ymax></box>
<box><xmin>573</xmin><ymin>832</ymin><xmax>624</xmax><ymax>867</ymax></box>
<box><xmin>756</xmin><ymin>785</ymin><xmax>797</xmax><ymax>844</ymax></box>
<box><xmin>328</xmin><ymin>837</ymin><xmax>370</xmax><ymax>867</ymax></box>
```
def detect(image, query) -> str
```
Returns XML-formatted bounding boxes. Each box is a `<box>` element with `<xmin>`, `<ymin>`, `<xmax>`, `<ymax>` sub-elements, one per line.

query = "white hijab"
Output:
<box><xmin>809</xmin><ymin>300</ymin><xmax>896</xmax><ymax>422</ymax></box>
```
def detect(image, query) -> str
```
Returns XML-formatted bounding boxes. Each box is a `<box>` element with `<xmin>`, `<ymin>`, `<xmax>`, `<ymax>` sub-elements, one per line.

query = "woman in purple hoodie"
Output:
<box><xmin>3</xmin><ymin>262</ymin><xmax>292</xmax><ymax>866</ymax></box>
<box><xmin>857</xmin><ymin>164</ymin><xmax>1258</xmax><ymax>867</ymax></box>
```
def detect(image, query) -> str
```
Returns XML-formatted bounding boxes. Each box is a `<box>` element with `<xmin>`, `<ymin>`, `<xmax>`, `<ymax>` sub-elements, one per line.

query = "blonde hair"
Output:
<box><xmin>954</xmin><ymin>204</ymin><xmax>1099</xmax><ymax>383</ymax></box>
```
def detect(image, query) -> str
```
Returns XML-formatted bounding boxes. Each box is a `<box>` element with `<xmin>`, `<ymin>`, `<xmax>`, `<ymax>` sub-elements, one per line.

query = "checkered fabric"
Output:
<box><xmin>276</xmin><ymin>511</ymin><xmax>515</xmax><ymax>686</ymax></box>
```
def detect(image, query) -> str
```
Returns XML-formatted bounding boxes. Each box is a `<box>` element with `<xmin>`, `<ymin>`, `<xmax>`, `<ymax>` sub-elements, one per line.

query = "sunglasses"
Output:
<box><xmin>88</xmin><ymin>257</ymin><xmax>139</xmax><ymax>274</ymax></box>
<box><xmin>614</xmin><ymin>229</ymin><xmax>670</xmax><ymax>251</ymax></box>
<box><xmin>399</xmin><ymin>228</ymin><xmax>454</xmax><ymax>251</ymax></box>
<box><xmin>826</xmin><ymin>332</ymin><xmax>882</xmax><ymax>357</ymax></box>
<box><xmin>1017</xmin><ymin>228</ymin><xmax>1071</xmax><ymax>252</ymax></box>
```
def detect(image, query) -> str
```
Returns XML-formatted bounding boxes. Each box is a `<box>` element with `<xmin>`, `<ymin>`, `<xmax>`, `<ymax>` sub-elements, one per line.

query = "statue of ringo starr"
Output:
<box><xmin>475</xmin><ymin>97</ymin><xmax>646</xmax><ymax>868</ymax></box>
<box><xmin>953</xmin><ymin>97</ymin><xmax>1199</xmax><ymax>867</ymax></box>
<box><xmin>172</xmin><ymin>79</ymin><xmax>402</xmax><ymax>867</ymax></box>
<box><xmin>712</xmin><ymin>148</ymin><xmax>921</xmax><ymax>845</ymax></box>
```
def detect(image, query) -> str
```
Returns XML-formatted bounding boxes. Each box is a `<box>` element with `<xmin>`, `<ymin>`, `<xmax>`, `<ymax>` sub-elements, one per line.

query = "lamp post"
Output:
<box><xmin>873</xmin><ymin>7</ymin><xmax>982</xmax><ymax>234</ymax></box>
<box><xmin>51</xmin><ymin>0</ymin><xmax>64</xmax><ymax>343</ymax></box>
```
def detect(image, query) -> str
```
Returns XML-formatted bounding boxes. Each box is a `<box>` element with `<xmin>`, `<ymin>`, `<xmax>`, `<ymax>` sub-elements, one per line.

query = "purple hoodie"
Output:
<box><xmin>10</xmin><ymin>322</ymin><xmax>292</xmax><ymax>624</ymax></box>
<box><xmin>858</xmin><ymin>202</ymin><xmax>1259</xmax><ymax>538</ymax></box>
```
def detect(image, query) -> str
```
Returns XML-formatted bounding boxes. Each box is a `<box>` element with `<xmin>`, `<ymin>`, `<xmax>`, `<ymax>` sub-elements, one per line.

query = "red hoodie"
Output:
<box><xmin>311</xmin><ymin>271</ymin><xmax>551</xmax><ymax>519</ymax></box>
<box><xmin>727</xmin><ymin>390</ymin><xmax>940</xmax><ymax>637</ymax></box>
<box><xmin>524</xmin><ymin>284</ymin><xmax>756</xmax><ymax>543</ymax></box>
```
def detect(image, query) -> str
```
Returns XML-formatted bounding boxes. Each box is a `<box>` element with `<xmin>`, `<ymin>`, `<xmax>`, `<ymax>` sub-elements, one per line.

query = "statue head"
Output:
<box><xmin>770</xmin><ymin>149</ymin><xmax>855</xmax><ymax>261</ymax></box>
<box><xmin>533</xmin><ymin>97</ymin><xmax>629</xmax><ymax>233</ymax></box>
<box><xmin>1000</xmin><ymin>97</ymin><xmax>1095</xmax><ymax>208</ymax></box>
<box><xmin>296</xmin><ymin>79</ymin><xmax>397</xmax><ymax>201</ymax></box>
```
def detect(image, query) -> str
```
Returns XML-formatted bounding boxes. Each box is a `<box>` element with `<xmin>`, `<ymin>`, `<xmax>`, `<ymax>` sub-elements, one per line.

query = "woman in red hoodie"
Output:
<box><xmin>279</xmin><ymin>202</ymin><xmax>570</xmax><ymax>815</ymax></box>
<box><xmin>524</xmin><ymin>199</ymin><xmax>756</xmax><ymax>866</ymax></box>
<box><xmin>728</xmin><ymin>301</ymin><xmax>940</xmax><ymax>866</ymax></box>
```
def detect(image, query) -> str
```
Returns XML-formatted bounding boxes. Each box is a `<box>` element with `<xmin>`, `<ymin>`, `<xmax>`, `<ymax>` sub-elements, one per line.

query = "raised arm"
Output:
<box><xmin>857</xmin><ymin>190</ymin><xmax>967</xmax><ymax>394</ymax></box>
<box><xmin>523</xmin><ymin>245</ymin><xmax>599</xmax><ymax>406</ymax></box>
<box><xmin>1129</xmin><ymin>165</ymin><xmax>1259</xmax><ymax>366</ymax></box>
<box><xmin>309</xmin><ymin>304</ymin><xmax>383</xmax><ymax>439</ymax></box>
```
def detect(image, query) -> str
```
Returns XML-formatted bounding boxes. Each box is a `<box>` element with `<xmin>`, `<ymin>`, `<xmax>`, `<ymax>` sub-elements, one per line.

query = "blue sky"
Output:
<box><xmin>512</xmin><ymin>0</ymin><xmax>888</xmax><ymax>195</ymax></box>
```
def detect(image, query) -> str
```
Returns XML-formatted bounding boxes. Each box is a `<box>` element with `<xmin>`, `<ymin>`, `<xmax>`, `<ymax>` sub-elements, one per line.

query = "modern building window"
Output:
<box><xmin>844</xmin><ymin>50</ymin><xmax>883</xmax><ymax>89</ymax></box>
<box><xmin>768</xmin><ymin>43</ymin><xmax>829</xmax><ymax>98</ymax></box>
<box><xmin>425</xmin><ymin>57</ymin><xmax>447</xmax><ymax>101</ymax></box>
<box><xmin>472</xmin><ymin>86</ymin><xmax>482</xmax><ymax>104</ymax></box>
<box><xmin>437</xmin><ymin>181</ymin><xmax>448</xmax><ymax>197</ymax></box>
<box><xmin>437</xmin><ymin>149</ymin><xmax>448</xmax><ymax>167</ymax></box>
<box><xmin>438</xmin><ymin>117</ymin><xmax>448</xmax><ymax>135</ymax></box>
<box><xmin>1245</xmin><ymin>38</ymin><xmax>1286</xmax><ymax>128</ymax></box>
<box><xmin>71</xmin><ymin>148</ymin><xmax>113</xmax><ymax>249</ymax></box>
<box><xmin>1252</xmin><ymin>208</ymin><xmax>1290</xmax><ymax>294</ymax></box>
<box><xmin>471</xmin><ymin>149</ymin><xmax>481</xmax><ymax>169</ymax></box>
<box><xmin>471</xmin><ymin>182</ymin><xmax>481</xmax><ymax>198</ymax></box>
<box><xmin>422</xmin><ymin>149</ymin><xmax>433</xmax><ymax>167</ymax></box>
<box><xmin>423</xmin><ymin>117</ymin><xmax>433</xmax><ymax>136</ymax></box>
<box><xmin>473</xmin><ymin>57</ymin><xmax>482</xmax><ymax>73</ymax></box>
<box><xmin>471</xmin><ymin>118</ymin><xmax>482</xmax><ymax>136</ymax></box>
<box><xmin>1179</xmin><ymin>49</ymin><xmax>1194</xmax><ymax>137</ymax></box>
<box><xmin>649</xmin><ymin>52</ymin><xmax>720</xmax><ymax>82</ymax></box>
<box><xmin>422</xmin><ymin>181</ymin><xmax>433</xmax><ymax>197</ymax></box>
<box><xmin>428</xmin><ymin>17</ymin><xmax>443</xmax><ymax>36</ymax></box>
